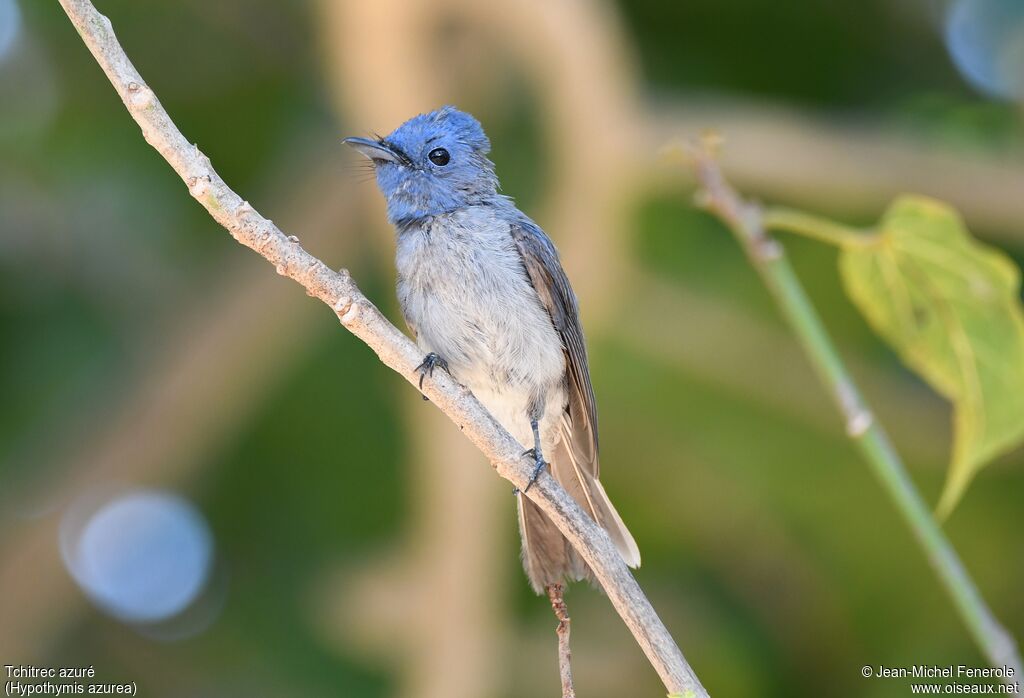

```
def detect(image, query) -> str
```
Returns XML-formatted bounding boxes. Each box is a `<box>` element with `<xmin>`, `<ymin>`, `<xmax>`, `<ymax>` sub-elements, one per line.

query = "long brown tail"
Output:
<box><xmin>517</xmin><ymin>418</ymin><xmax>640</xmax><ymax>594</ymax></box>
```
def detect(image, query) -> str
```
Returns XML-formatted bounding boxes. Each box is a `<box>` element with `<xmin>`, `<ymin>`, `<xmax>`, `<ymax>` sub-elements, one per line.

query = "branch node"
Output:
<box><xmin>334</xmin><ymin>296</ymin><xmax>356</xmax><ymax>322</ymax></box>
<box><xmin>192</xmin><ymin>143</ymin><xmax>213</xmax><ymax>168</ymax></box>
<box><xmin>126</xmin><ymin>82</ymin><xmax>154</xmax><ymax>109</ymax></box>
<box><xmin>287</xmin><ymin>235</ymin><xmax>300</xmax><ymax>243</ymax></box>
<box><xmin>845</xmin><ymin>409</ymin><xmax>874</xmax><ymax>438</ymax></box>
<box><xmin>187</xmin><ymin>174</ymin><xmax>211</xmax><ymax>199</ymax></box>
<box><xmin>752</xmin><ymin>236</ymin><xmax>783</xmax><ymax>261</ymax></box>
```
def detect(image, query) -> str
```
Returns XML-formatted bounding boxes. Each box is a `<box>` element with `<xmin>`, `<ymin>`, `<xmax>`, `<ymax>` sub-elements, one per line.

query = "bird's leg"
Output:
<box><xmin>414</xmin><ymin>352</ymin><xmax>450</xmax><ymax>395</ymax></box>
<box><xmin>522</xmin><ymin>418</ymin><xmax>548</xmax><ymax>493</ymax></box>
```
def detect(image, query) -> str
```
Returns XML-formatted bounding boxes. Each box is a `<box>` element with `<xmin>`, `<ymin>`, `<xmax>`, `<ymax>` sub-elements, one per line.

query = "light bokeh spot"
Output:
<box><xmin>61</xmin><ymin>489</ymin><xmax>214</xmax><ymax>624</ymax></box>
<box><xmin>945</xmin><ymin>0</ymin><xmax>1024</xmax><ymax>101</ymax></box>
<box><xmin>0</xmin><ymin>0</ymin><xmax>20</xmax><ymax>63</ymax></box>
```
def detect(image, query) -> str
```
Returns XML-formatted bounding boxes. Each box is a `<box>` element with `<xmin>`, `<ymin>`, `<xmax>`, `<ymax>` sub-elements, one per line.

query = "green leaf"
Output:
<box><xmin>838</xmin><ymin>195</ymin><xmax>1024</xmax><ymax>518</ymax></box>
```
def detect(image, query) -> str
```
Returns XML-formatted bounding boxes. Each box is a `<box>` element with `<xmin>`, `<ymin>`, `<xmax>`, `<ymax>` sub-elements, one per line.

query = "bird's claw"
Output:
<box><xmin>521</xmin><ymin>448</ymin><xmax>548</xmax><ymax>494</ymax></box>
<box><xmin>415</xmin><ymin>352</ymin><xmax>450</xmax><ymax>391</ymax></box>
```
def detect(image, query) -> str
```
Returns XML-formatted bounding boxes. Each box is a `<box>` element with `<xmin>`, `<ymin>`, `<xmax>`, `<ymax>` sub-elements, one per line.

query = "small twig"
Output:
<box><xmin>761</xmin><ymin>207</ymin><xmax>877</xmax><ymax>248</ymax></box>
<box><xmin>546</xmin><ymin>584</ymin><xmax>576</xmax><ymax>698</ymax></box>
<box><xmin>687</xmin><ymin>139</ymin><xmax>1023</xmax><ymax>682</ymax></box>
<box><xmin>56</xmin><ymin>1</ymin><xmax>708</xmax><ymax>695</ymax></box>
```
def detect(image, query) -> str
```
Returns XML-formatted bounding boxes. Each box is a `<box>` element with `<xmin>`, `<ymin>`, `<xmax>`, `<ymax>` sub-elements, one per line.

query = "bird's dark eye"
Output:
<box><xmin>428</xmin><ymin>148</ymin><xmax>450</xmax><ymax>166</ymax></box>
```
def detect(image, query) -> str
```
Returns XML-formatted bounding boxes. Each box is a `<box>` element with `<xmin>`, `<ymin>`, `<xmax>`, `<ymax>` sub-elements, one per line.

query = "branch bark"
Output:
<box><xmin>56</xmin><ymin>1</ymin><xmax>708</xmax><ymax>695</ymax></box>
<box><xmin>546</xmin><ymin>583</ymin><xmax>576</xmax><ymax>698</ymax></box>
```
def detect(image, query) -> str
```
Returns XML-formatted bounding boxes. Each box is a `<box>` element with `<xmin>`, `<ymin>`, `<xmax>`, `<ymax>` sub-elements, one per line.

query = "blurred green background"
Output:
<box><xmin>1</xmin><ymin>1</ymin><xmax>1022</xmax><ymax>696</ymax></box>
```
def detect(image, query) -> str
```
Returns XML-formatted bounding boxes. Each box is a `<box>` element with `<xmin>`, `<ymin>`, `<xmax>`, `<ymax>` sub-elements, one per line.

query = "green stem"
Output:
<box><xmin>762</xmin><ymin>206</ymin><xmax>877</xmax><ymax>248</ymax></box>
<box><xmin>763</xmin><ymin>251</ymin><xmax>1020</xmax><ymax>678</ymax></box>
<box><xmin>692</xmin><ymin>152</ymin><xmax>1022</xmax><ymax>680</ymax></box>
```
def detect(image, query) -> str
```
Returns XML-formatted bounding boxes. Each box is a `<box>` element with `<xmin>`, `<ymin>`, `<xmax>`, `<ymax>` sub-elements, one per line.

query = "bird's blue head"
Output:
<box><xmin>343</xmin><ymin>106</ymin><xmax>498</xmax><ymax>225</ymax></box>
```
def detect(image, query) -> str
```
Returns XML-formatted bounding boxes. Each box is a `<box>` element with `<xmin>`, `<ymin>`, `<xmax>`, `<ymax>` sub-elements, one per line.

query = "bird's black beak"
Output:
<box><xmin>343</xmin><ymin>136</ymin><xmax>404</xmax><ymax>165</ymax></box>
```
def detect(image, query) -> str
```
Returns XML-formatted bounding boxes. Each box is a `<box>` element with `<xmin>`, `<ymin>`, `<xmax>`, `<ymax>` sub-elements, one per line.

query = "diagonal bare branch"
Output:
<box><xmin>56</xmin><ymin>1</ymin><xmax>709</xmax><ymax>695</ymax></box>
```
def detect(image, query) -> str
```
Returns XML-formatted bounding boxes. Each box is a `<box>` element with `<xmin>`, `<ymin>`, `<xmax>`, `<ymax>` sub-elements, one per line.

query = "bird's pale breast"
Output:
<box><xmin>395</xmin><ymin>206</ymin><xmax>566</xmax><ymax>448</ymax></box>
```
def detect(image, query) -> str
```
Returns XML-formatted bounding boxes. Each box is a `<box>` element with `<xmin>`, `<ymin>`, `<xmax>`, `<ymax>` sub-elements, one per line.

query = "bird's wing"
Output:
<box><xmin>510</xmin><ymin>219</ymin><xmax>599</xmax><ymax>473</ymax></box>
<box><xmin>511</xmin><ymin>219</ymin><xmax>641</xmax><ymax>571</ymax></box>
<box><xmin>511</xmin><ymin>220</ymin><xmax>641</xmax><ymax>571</ymax></box>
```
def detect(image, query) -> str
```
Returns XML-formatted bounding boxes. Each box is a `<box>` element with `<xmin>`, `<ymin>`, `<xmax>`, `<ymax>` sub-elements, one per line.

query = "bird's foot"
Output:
<box><xmin>415</xmin><ymin>352</ymin><xmax>450</xmax><ymax>394</ymax></box>
<box><xmin>514</xmin><ymin>447</ymin><xmax>548</xmax><ymax>495</ymax></box>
